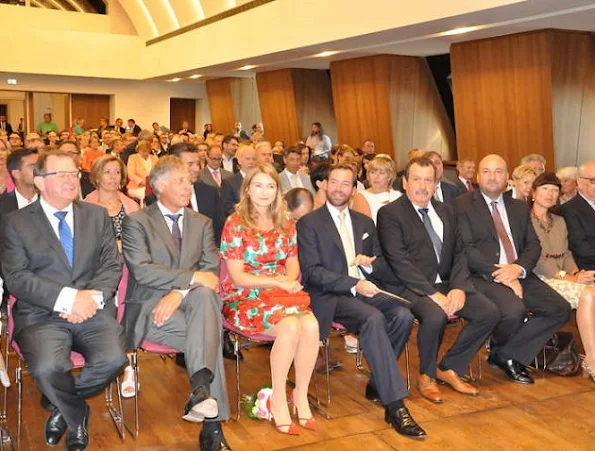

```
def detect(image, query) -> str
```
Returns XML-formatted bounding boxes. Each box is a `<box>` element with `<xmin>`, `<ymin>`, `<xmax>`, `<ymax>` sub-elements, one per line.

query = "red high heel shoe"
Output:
<box><xmin>290</xmin><ymin>390</ymin><xmax>317</xmax><ymax>431</ymax></box>
<box><xmin>268</xmin><ymin>397</ymin><xmax>299</xmax><ymax>435</ymax></box>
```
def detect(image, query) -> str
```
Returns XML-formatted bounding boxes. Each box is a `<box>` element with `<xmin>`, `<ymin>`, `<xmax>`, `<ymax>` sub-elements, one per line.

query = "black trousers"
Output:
<box><xmin>15</xmin><ymin>312</ymin><xmax>127</xmax><ymax>429</ymax></box>
<box><xmin>404</xmin><ymin>285</ymin><xmax>500</xmax><ymax>378</ymax></box>
<box><xmin>472</xmin><ymin>273</ymin><xmax>571</xmax><ymax>365</ymax></box>
<box><xmin>332</xmin><ymin>293</ymin><xmax>413</xmax><ymax>405</ymax></box>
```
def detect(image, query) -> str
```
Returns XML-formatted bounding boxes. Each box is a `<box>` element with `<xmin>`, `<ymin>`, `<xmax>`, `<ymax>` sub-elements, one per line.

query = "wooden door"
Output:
<box><xmin>71</xmin><ymin>94</ymin><xmax>110</xmax><ymax>130</ymax></box>
<box><xmin>170</xmin><ymin>98</ymin><xmax>196</xmax><ymax>133</ymax></box>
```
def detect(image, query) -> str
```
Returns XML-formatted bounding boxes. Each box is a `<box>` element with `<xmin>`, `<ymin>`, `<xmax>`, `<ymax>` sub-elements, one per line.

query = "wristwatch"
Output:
<box><xmin>557</xmin><ymin>270</ymin><xmax>566</xmax><ymax>280</ymax></box>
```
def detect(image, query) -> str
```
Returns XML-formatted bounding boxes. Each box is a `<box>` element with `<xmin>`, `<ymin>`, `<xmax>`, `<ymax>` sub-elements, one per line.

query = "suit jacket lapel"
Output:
<box><xmin>72</xmin><ymin>201</ymin><xmax>86</xmax><ymax>278</ymax></box>
<box><xmin>322</xmin><ymin>205</ymin><xmax>345</xmax><ymax>257</ymax></box>
<box><xmin>472</xmin><ymin>190</ymin><xmax>498</xmax><ymax>240</ymax></box>
<box><xmin>432</xmin><ymin>200</ymin><xmax>450</xmax><ymax>263</ymax></box>
<box><xmin>180</xmin><ymin>208</ymin><xmax>195</xmax><ymax>269</ymax></box>
<box><xmin>403</xmin><ymin>197</ymin><xmax>437</xmax><ymax>262</ymax></box>
<box><xmin>502</xmin><ymin>195</ymin><xmax>521</xmax><ymax>251</ymax></box>
<box><xmin>351</xmin><ymin>211</ymin><xmax>364</xmax><ymax>255</ymax></box>
<box><xmin>31</xmin><ymin>202</ymin><xmax>71</xmax><ymax>270</ymax></box>
<box><xmin>147</xmin><ymin>204</ymin><xmax>179</xmax><ymax>262</ymax></box>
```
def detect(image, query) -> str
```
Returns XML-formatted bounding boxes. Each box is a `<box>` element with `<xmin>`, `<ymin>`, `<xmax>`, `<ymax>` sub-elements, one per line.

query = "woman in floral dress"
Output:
<box><xmin>220</xmin><ymin>163</ymin><xmax>319</xmax><ymax>435</ymax></box>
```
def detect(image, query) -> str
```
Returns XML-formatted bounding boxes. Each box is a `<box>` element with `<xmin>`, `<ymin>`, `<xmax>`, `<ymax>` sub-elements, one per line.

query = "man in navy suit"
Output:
<box><xmin>298</xmin><ymin>164</ymin><xmax>425</xmax><ymax>439</ymax></box>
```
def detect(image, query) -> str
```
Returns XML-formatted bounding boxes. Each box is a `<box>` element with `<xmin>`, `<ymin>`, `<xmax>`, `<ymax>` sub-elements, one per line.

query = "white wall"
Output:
<box><xmin>0</xmin><ymin>73</ymin><xmax>210</xmax><ymax>133</ymax></box>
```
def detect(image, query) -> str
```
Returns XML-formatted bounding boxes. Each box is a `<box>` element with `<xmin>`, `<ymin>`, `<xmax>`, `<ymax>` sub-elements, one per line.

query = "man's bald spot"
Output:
<box><xmin>578</xmin><ymin>161</ymin><xmax>595</xmax><ymax>178</ymax></box>
<box><xmin>479</xmin><ymin>154</ymin><xmax>508</xmax><ymax>171</ymax></box>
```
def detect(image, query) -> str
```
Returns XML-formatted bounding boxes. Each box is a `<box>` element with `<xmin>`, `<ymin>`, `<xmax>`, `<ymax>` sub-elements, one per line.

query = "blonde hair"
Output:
<box><xmin>236</xmin><ymin>163</ymin><xmax>287</xmax><ymax>233</ymax></box>
<box><xmin>556</xmin><ymin>166</ymin><xmax>578</xmax><ymax>181</ymax></box>
<box><xmin>367</xmin><ymin>154</ymin><xmax>396</xmax><ymax>187</ymax></box>
<box><xmin>520</xmin><ymin>153</ymin><xmax>546</xmax><ymax>166</ymax></box>
<box><xmin>90</xmin><ymin>155</ymin><xmax>127</xmax><ymax>189</ymax></box>
<box><xmin>512</xmin><ymin>165</ymin><xmax>536</xmax><ymax>181</ymax></box>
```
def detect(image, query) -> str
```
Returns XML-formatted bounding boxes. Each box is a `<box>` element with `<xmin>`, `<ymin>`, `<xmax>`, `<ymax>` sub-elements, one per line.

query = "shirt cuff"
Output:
<box><xmin>175</xmin><ymin>289</ymin><xmax>190</xmax><ymax>298</ymax></box>
<box><xmin>350</xmin><ymin>285</ymin><xmax>357</xmax><ymax>296</ymax></box>
<box><xmin>360</xmin><ymin>265</ymin><xmax>373</xmax><ymax>274</ymax></box>
<box><xmin>53</xmin><ymin>287</ymin><xmax>78</xmax><ymax>314</ymax></box>
<box><xmin>517</xmin><ymin>265</ymin><xmax>527</xmax><ymax>279</ymax></box>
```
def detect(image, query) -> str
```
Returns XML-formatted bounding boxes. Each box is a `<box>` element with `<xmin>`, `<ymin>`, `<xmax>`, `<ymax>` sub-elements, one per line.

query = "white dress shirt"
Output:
<box><xmin>433</xmin><ymin>182</ymin><xmax>444</xmax><ymax>202</ymax></box>
<box><xmin>14</xmin><ymin>189</ymin><xmax>38</xmax><ymax>209</ymax></box>
<box><xmin>412</xmin><ymin>201</ymin><xmax>444</xmax><ymax>283</ymax></box>
<box><xmin>222</xmin><ymin>155</ymin><xmax>234</xmax><ymax>173</ymax></box>
<box><xmin>283</xmin><ymin>168</ymin><xmax>303</xmax><ymax>189</ymax></box>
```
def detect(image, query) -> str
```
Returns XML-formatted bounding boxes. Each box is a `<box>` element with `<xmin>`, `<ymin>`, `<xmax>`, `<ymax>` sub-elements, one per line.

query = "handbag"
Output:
<box><xmin>260</xmin><ymin>289</ymin><xmax>310</xmax><ymax>308</ymax></box>
<box><xmin>544</xmin><ymin>331</ymin><xmax>581</xmax><ymax>377</ymax></box>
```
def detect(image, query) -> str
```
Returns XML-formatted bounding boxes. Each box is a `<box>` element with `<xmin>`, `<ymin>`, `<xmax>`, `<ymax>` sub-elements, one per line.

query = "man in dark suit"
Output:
<box><xmin>0</xmin><ymin>115</ymin><xmax>12</xmax><ymax>136</ymax></box>
<box><xmin>127</xmin><ymin>118</ymin><xmax>142</xmax><ymax>136</ymax></box>
<box><xmin>57</xmin><ymin>141</ymin><xmax>94</xmax><ymax>198</ymax></box>
<box><xmin>122</xmin><ymin>156</ymin><xmax>231</xmax><ymax>450</ymax></box>
<box><xmin>453</xmin><ymin>154</ymin><xmax>571</xmax><ymax>384</ymax></box>
<box><xmin>561</xmin><ymin>161</ymin><xmax>595</xmax><ymax>271</ymax></box>
<box><xmin>0</xmin><ymin>150</ymin><xmax>126</xmax><ymax>450</ymax></box>
<box><xmin>393</xmin><ymin>148</ymin><xmax>426</xmax><ymax>192</ymax></box>
<box><xmin>426</xmin><ymin>151</ymin><xmax>466</xmax><ymax>203</ymax></box>
<box><xmin>298</xmin><ymin>164</ymin><xmax>426</xmax><ymax>440</ymax></box>
<box><xmin>378</xmin><ymin>157</ymin><xmax>498</xmax><ymax>403</ymax></box>
<box><xmin>221</xmin><ymin>145</ymin><xmax>256</xmax><ymax>218</ymax></box>
<box><xmin>221</xmin><ymin>136</ymin><xmax>240</xmax><ymax>174</ymax></box>
<box><xmin>200</xmin><ymin>145</ymin><xmax>233</xmax><ymax>189</ymax></box>
<box><xmin>146</xmin><ymin>143</ymin><xmax>224</xmax><ymax>246</ymax></box>
<box><xmin>455</xmin><ymin>159</ymin><xmax>478</xmax><ymax>193</ymax></box>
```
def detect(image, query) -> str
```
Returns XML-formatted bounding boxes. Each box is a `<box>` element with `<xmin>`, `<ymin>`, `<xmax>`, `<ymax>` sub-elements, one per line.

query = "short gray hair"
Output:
<box><xmin>556</xmin><ymin>166</ymin><xmax>578</xmax><ymax>181</ymax></box>
<box><xmin>149</xmin><ymin>155</ymin><xmax>186</xmax><ymax>197</ymax></box>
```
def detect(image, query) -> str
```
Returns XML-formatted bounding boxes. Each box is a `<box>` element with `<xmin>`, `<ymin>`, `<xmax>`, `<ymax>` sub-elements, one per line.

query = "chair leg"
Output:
<box><xmin>0</xmin><ymin>325</ymin><xmax>12</xmax><ymax>450</ymax></box>
<box><xmin>313</xmin><ymin>344</ymin><xmax>321</xmax><ymax>406</ymax></box>
<box><xmin>355</xmin><ymin>340</ymin><xmax>371</xmax><ymax>377</ymax></box>
<box><xmin>477</xmin><ymin>348</ymin><xmax>483</xmax><ymax>383</ymax></box>
<box><xmin>323</xmin><ymin>338</ymin><xmax>331</xmax><ymax>406</ymax></box>
<box><xmin>132</xmin><ymin>351</ymin><xmax>140</xmax><ymax>438</ymax></box>
<box><xmin>404</xmin><ymin>342</ymin><xmax>411</xmax><ymax>392</ymax></box>
<box><xmin>16</xmin><ymin>362</ymin><xmax>22</xmax><ymax>451</ymax></box>
<box><xmin>232</xmin><ymin>334</ymin><xmax>241</xmax><ymax>422</ymax></box>
<box><xmin>105</xmin><ymin>379</ymin><xmax>125</xmax><ymax>441</ymax></box>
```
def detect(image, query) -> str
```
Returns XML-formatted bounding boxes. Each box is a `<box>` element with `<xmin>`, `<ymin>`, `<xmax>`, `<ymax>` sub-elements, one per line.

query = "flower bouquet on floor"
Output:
<box><xmin>242</xmin><ymin>385</ymin><xmax>273</xmax><ymax>420</ymax></box>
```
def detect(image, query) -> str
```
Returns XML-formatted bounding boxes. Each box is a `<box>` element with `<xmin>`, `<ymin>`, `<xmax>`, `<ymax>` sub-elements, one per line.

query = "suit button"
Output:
<box><xmin>496</xmin><ymin>252</ymin><xmax>500</xmax><ymax>256</ymax></box>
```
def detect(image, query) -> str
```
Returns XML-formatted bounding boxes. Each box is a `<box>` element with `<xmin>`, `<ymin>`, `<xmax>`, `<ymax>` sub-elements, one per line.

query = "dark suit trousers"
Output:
<box><xmin>404</xmin><ymin>285</ymin><xmax>500</xmax><ymax>377</ymax></box>
<box><xmin>332</xmin><ymin>293</ymin><xmax>413</xmax><ymax>404</ymax></box>
<box><xmin>144</xmin><ymin>287</ymin><xmax>230</xmax><ymax>421</ymax></box>
<box><xmin>472</xmin><ymin>274</ymin><xmax>571</xmax><ymax>365</ymax></box>
<box><xmin>15</xmin><ymin>313</ymin><xmax>126</xmax><ymax>429</ymax></box>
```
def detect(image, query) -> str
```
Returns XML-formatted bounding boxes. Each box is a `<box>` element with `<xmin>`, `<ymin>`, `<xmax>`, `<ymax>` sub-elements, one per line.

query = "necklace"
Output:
<box><xmin>532</xmin><ymin>211</ymin><xmax>553</xmax><ymax>234</ymax></box>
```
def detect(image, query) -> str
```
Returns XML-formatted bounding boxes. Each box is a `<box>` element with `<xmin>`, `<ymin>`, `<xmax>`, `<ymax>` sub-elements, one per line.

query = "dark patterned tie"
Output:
<box><xmin>419</xmin><ymin>208</ymin><xmax>442</xmax><ymax>263</ymax></box>
<box><xmin>165</xmin><ymin>214</ymin><xmax>182</xmax><ymax>255</ymax></box>
<box><xmin>490</xmin><ymin>201</ymin><xmax>515</xmax><ymax>264</ymax></box>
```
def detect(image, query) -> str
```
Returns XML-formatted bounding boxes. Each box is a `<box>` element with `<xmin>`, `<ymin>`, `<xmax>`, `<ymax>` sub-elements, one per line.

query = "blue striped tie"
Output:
<box><xmin>54</xmin><ymin>211</ymin><xmax>74</xmax><ymax>267</ymax></box>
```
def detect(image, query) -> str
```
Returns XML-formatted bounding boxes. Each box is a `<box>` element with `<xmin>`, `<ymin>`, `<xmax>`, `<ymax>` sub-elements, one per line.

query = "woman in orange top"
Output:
<box><xmin>126</xmin><ymin>141</ymin><xmax>158</xmax><ymax>201</ymax></box>
<box><xmin>81</xmin><ymin>136</ymin><xmax>104</xmax><ymax>172</ymax></box>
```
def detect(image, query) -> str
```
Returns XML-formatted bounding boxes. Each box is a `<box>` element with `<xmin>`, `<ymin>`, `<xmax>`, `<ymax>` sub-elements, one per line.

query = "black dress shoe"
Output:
<box><xmin>199</xmin><ymin>422</ymin><xmax>232</xmax><ymax>450</ymax></box>
<box><xmin>222</xmin><ymin>332</ymin><xmax>242</xmax><ymax>361</ymax></box>
<box><xmin>385</xmin><ymin>407</ymin><xmax>426</xmax><ymax>440</ymax></box>
<box><xmin>41</xmin><ymin>394</ymin><xmax>55</xmax><ymax>411</ymax></box>
<box><xmin>365</xmin><ymin>382</ymin><xmax>381</xmax><ymax>403</ymax></box>
<box><xmin>176</xmin><ymin>353</ymin><xmax>187</xmax><ymax>369</ymax></box>
<box><xmin>44</xmin><ymin>408</ymin><xmax>67</xmax><ymax>446</ymax></box>
<box><xmin>488</xmin><ymin>354</ymin><xmax>534</xmax><ymax>384</ymax></box>
<box><xmin>65</xmin><ymin>404</ymin><xmax>90</xmax><ymax>451</ymax></box>
<box><xmin>183</xmin><ymin>385</ymin><xmax>218</xmax><ymax>422</ymax></box>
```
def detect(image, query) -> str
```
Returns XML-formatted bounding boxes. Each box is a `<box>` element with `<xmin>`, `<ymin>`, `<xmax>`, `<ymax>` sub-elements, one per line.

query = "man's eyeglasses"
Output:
<box><xmin>579</xmin><ymin>177</ymin><xmax>595</xmax><ymax>184</ymax></box>
<box><xmin>39</xmin><ymin>170</ymin><xmax>81</xmax><ymax>179</ymax></box>
<box><xmin>208</xmin><ymin>157</ymin><xmax>223</xmax><ymax>162</ymax></box>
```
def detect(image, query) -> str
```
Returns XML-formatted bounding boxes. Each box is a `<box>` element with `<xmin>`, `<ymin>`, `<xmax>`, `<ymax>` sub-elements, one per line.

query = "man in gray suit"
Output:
<box><xmin>279</xmin><ymin>146</ymin><xmax>315</xmax><ymax>195</ymax></box>
<box><xmin>200</xmin><ymin>144</ymin><xmax>233</xmax><ymax>189</ymax></box>
<box><xmin>0</xmin><ymin>150</ymin><xmax>126</xmax><ymax>451</ymax></box>
<box><xmin>121</xmin><ymin>156</ymin><xmax>231</xmax><ymax>450</ymax></box>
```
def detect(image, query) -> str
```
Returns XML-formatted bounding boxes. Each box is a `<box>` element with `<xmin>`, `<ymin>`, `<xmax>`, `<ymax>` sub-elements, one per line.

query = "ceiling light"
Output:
<box><xmin>169</xmin><ymin>77</ymin><xmax>181</xmax><ymax>82</ymax></box>
<box><xmin>441</xmin><ymin>26</ymin><xmax>480</xmax><ymax>36</ymax></box>
<box><xmin>189</xmin><ymin>74</ymin><xmax>202</xmax><ymax>79</ymax></box>
<box><xmin>314</xmin><ymin>51</ymin><xmax>339</xmax><ymax>58</ymax></box>
<box><xmin>238</xmin><ymin>65</ymin><xmax>256</xmax><ymax>71</ymax></box>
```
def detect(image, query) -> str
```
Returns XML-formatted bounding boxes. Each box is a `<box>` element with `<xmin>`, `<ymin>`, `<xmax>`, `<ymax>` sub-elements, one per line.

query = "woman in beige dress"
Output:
<box><xmin>530</xmin><ymin>173</ymin><xmax>595</xmax><ymax>379</ymax></box>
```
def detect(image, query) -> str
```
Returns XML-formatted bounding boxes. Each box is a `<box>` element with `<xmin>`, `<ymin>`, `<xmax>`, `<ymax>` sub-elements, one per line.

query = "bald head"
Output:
<box><xmin>478</xmin><ymin>154</ymin><xmax>509</xmax><ymax>199</ymax></box>
<box><xmin>237</xmin><ymin>145</ymin><xmax>257</xmax><ymax>173</ymax></box>
<box><xmin>577</xmin><ymin>161</ymin><xmax>595</xmax><ymax>201</ymax></box>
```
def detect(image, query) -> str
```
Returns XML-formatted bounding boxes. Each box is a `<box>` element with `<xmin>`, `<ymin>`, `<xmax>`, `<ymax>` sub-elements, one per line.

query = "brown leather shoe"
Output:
<box><xmin>436</xmin><ymin>368</ymin><xmax>479</xmax><ymax>397</ymax></box>
<box><xmin>418</xmin><ymin>374</ymin><xmax>442</xmax><ymax>403</ymax></box>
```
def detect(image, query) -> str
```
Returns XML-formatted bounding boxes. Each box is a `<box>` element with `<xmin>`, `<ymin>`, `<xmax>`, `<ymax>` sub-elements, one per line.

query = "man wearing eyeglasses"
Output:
<box><xmin>200</xmin><ymin>144</ymin><xmax>232</xmax><ymax>189</ymax></box>
<box><xmin>0</xmin><ymin>150</ymin><xmax>126</xmax><ymax>451</ymax></box>
<box><xmin>562</xmin><ymin>161</ymin><xmax>595</xmax><ymax>271</ymax></box>
<box><xmin>57</xmin><ymin>140</ymin><xmax>94</xmax><ymax>198</ymax></box>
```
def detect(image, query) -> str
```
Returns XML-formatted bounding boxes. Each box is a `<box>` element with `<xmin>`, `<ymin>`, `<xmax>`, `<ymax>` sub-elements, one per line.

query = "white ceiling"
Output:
<box><xmin>158</xmin><ymin>0</ymin><xmax>595</xmax><ymax>81</ymax></box>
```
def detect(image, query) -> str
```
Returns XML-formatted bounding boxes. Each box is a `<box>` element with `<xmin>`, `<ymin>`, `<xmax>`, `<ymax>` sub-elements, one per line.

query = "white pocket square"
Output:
<box><xmin>362</xmin><ymin>232</ymin><xmax>370</xmax><ymax>240</ymax></box>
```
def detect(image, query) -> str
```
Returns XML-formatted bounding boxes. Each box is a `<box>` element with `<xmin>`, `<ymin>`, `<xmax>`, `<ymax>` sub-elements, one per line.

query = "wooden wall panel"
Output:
<box><xmin>256</xmin><ymin>69</ymin><xmax>300</xmax><ymax>145</ymax></box>
<box><xmin>389</xmin><ymin>56</ymin><xmax>456</xmax><ymax>169</ymax></box>
<box><xmin>451</xmin><ymin>31</ymin><xmax>555</xmax><ymax>171</ymax></box>
<box><xmin>331</xmin><ymin>55</ymin><xmax>394</xmax><ymax>157</ymax></box>
<box><xmin>71</xmin><ymin>94</ymin><xmax>110</xmax><ymax>130</ymax></box>
<box><xmin>292</xmin><ymin>69</ymin><xmax>337</xmax><ymax>144</ymax></box>
<box><xmin>577</xmin><ymin>40</ymin><xmax>595</xmax><ymax>165</ymax></box>
<box><xmin>170</xmin><ymin>98</ymin><xmax>196</xmax><ymax>133</ymax></box>
<box><xmin>205</xmin><ymin>78</ymin><xmax>235</xmax><ymax>134</ymax></box>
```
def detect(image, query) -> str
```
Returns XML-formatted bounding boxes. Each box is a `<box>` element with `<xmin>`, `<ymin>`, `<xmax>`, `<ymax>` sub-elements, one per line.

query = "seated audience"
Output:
<box><xmin>73</xmin><ymin>117</ymin><xmax>85</xmax><ymax>135</ymax></box>
<box><xmin>520</xmin><ymin>153</ymin><xmax>546</xmax><ymax>176</ymax></box>
<box><xmin>425</xmin><ymin>151</ymin><xmax>466</xmax><ymax>203</ymax></box>
<box><xmin>378</xmin><ymin>156</ymin><xmax>498</xmax><ymax>402</ymax></box>
<box><xmin>299</xmin><ymin>144</ymin><xmax>311</xmax><ymax>171</ymax></box>
<box><xmin>122</xmin><ymin>156</ymin><xmax>230</xmax><ymax>449</ymax></box>
<box><xmin>203</xmin><ymin>123</ymin><xmax>213</xmax><ymax>140</ymax></box>
<box><xmin>362</xmin><ymin>139</ymin><xmax>375</xmax><ymax>156</ymax></box>
<box><xmin>556</xmin><ymin>166</ymin><xmax>579</xmax><ymax>204</ymax></box>
<box><xmin>529</xmin><ymin>172</ymin><xmax>595</xmax><ymax>380</ymax></box>
<box><xmin>9</xmin><ymin>132</ymin><xmax>23</xmax><ymax>148</ymax></box>
<box><xmin>114</xmin><ymin>118</ymin><xmax>125</xmax><ymax>135</ymax></box>
<box><xmin>221</xmin><ymin>145</ymin><xmax>257</xmax><ymax>218</ymax></box>
<box><xmin>57</xmin><ymin>140</ymin><xmax>94</xmax><ymax>198</ymax></box>
<box><xmin>1</xmin><ymin>150</ymin><xmax>126</xmax><ymax>451</ymax></box>
<box><xmin>221</xmin><ymin>135</ymin><xmax>240</xmax><ymax>174</ymax></box>
<box><xmin>453</xmin><ymin>154</ymin><xmax>571</xmax><ymax>385</ymax></box>
<box><xmin>309</xmin><ymin>162</ymin><xmax>330</xmax><ymax>210</ymax></box>
<box><xmin>305</xmin><ymin>122</ymin><xmax>332</xmax><ymax>162</ymax></box>
<box><xmin>455</xmin><ymin>159</ymin><xmax>478</xmax><ymax>192</ymax></box>
<box><xmin>279</xmin><ymin>146</ymin><xmax>315</xmax><ymax>194</ymax></box>
<box><xmin>0</xmin><ymin>139</ymin><xmax>14</xmax><ymax>196</ymax></box>
<box><xmin>298</xmin><ymin>164</ymin><xmax>425</xmax><ymax>439</ymax></box>
<box><xmin>220</xmin><ymin>163</ymin><xmax>318</xmax><ymax>435</ymax></box>
<box><xmin>127</xmin><ymin>118</ymin><xmax>142</xmax><ymax>136</ymax></box>
<box><xmin>506</xmin><ymin>165</ymin><xmax>536</xmax><ymax>202</ymax></box>
<box><xmin>394</xmin><ymin>148</ymin><xmax>426</xmax><ymax>192</ymax></box>
<box><xmin>37</xmin><ymin>113</ymin><xmax>59</xmax><ymax>136</ymax></box>
<box><xmin>201</xmin><ymin>144</ymin><xmax>233</xmax><ymax>189</ymax></box>
<box><xmin>352</xmin><ymin>154</ymin><xmax>401</xmax><ymax>224</ymax></box>
<box><xmin>127</xmin><ymin>141</ymin><xmax>158</xmax><ymax>201</ymax></box>
<box><xmin>80</xmin><ymin>136</ymin><xmax>104</xmax><ymax>172</ymax></box>
<box><xmin>561</xmin><ymin>161</ymin><xmax>595</xmax><ymax>271</ymax></box>
<box><xmin>285</xmin><ymin>187</ymin><xmax>314</xmax><ymax>221</ymax></box>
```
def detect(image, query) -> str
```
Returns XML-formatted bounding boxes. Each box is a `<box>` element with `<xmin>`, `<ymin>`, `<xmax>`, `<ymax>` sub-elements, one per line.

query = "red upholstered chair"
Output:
<box><xmin>7</xmin><ymin>296</ymin><xmax>125</xmax><ymax>450</ymax></box>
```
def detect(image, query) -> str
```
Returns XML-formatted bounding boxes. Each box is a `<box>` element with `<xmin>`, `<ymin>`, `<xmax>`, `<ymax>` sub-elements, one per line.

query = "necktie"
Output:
<box><xmin>165</xmin><ymin>214</ymin><xmax>182</xmax><ymax>255</ymax></box>
<box><xmin>419</xmin><ymin>208</ymin><xmax>442</xmax><ymax>263</ymax></box>
<box><xmin>466</xmin><ymin>180</ymin><xmax>473</xmax><ymax>192</ymax></box>
<box><xmin>490</xmin><ymin>201</ymin><xmax>515</xmax><ymax>264</ymax></box>
<box><xmin>338</xmin><ymin>211</ymin><xmax>359</xmax><ymax>278</ymax></box>
<box><xmin>213</xmin><ymin>169</ymin><xmax>221</xmax><ymax>187</ymax></box>
<box><xmin>54</xmin><ymin>211</ymin><xmax>74</xmax><ymax>267</ymax></box>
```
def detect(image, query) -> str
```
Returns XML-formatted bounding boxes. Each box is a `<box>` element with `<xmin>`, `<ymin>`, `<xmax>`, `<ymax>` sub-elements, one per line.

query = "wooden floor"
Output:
<box><xmin>4</xmin><ymin>321</ymin><xmax>595</xmax><ymax>451</ymax></box>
